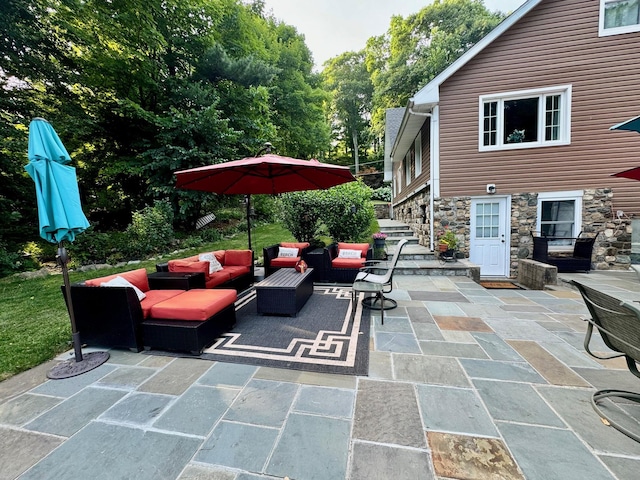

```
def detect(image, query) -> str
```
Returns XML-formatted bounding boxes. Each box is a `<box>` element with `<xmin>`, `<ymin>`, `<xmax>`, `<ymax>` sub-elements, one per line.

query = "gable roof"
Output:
<box><xmin>391</xmin><ymin>0</ymin><xmax>541</xmax><ymax>160</ymax></box>
<box><xmin>384</xmin><ymin>108</ymin><xmax>405</xmax><ymax>181</ymax></box>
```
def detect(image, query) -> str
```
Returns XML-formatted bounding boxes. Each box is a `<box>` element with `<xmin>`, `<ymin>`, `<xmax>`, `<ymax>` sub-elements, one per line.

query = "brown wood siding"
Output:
<box><xmin>438</xmin><ymin>0</ymin><xmax>640</xmax><ymax>215</ymax></box>
<box><xmin>395</xmin><ymin>121</ymin><xmax>431</xmax><ymax>203</ymax></box>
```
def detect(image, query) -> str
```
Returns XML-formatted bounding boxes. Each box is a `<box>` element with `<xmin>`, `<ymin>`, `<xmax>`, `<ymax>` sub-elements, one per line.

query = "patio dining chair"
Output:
<box><xmin>351</xmin><ymin>239</ymin><xmax>408</xmax><ymax>325</ymax></box>
<box><xmin>572</xmin><ymin>280</ymin><xmax>640</xmax><ymax>442</ymax></box>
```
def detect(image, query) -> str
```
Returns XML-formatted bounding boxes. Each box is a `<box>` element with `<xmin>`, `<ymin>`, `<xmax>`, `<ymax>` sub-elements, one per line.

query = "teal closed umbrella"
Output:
<box><xmin>25</xmin><ymin>118</ymin><xmax>108</xmax><ymax>378</ymax></box>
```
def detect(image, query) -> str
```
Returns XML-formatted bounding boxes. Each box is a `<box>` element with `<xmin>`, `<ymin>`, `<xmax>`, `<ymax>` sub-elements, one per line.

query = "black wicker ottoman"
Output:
<box><xmin>141</xmin><ymin>289</ymin><xmax>237</xmax><ymax>354</ymax></box>
<box><xmin>254</xmin><ymin>268</ymin><xmax>314</xmax><ymax>316</ymax></box>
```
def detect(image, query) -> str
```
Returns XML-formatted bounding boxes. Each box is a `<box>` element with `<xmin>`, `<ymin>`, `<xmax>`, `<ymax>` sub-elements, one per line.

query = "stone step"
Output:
<box><xmin>384</xmin><ymin>230</ymin><xmax>414</xmax><ymax>238</ymax></box>
<box><xmin>375</xmin><ymin>219</ymin><xmax>478</xmax><ymax>280</ymax></box>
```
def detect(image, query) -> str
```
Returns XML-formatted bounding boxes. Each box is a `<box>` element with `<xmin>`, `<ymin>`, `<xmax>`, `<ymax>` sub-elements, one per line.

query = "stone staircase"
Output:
<box><xmin>377</xmin><ymin>219</ymin><xmax>479</xmax><ymax>280</ymax></box>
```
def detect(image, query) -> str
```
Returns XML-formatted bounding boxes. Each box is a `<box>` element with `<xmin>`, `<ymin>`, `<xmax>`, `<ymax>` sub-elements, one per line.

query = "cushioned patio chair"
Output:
<box><xmin>572</xmin><ymin>280</ymin><xmax>640</xmax><ymax>442</ymax></box>
<box><xmin>325</xmin><ymin>242</ymin><xmax>373</xmax><ymax>283</ymax></box>
<box><xmin>351</xmin><ymin>239</ymin><xmax>408</xmax><ymax>324</ymax></box>
<box><xmin>263</xmin><ymin>242</ymin><xmax>312</xmax><ymax>277</ymax></box>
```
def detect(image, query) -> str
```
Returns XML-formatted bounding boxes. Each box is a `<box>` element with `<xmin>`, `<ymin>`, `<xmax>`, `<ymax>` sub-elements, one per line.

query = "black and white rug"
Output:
<box><xmin>199</xmin><ymin>286</ymin><xmax>370</xmax><ymax>376</ymax></box>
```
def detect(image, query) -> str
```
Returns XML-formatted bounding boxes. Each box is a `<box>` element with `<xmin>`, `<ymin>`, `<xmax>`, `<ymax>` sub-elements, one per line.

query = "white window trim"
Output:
<box><xmin>599</xmin><ymin>0</ymin><xmax>640</xmax><ymax>36</ymax></box>
<box><xmin>478</xmin><ymin>85</ymin><xmax>572</xmax><ymax>152</ymax></box>
<box><xmin>415</xmin><ymin>133</ymin><xmax>422</xmax><ymax>176</ymax></box>
<box><xmin>536</xmin><ymin>190</ymin><xmax>583</xmax><ymax>251</ymax></box>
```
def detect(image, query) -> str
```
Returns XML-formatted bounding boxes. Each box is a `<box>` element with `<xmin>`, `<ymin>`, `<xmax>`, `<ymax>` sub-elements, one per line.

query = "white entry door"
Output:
<box><xmin>470</xmin><ymin>197</ymin><xmax>509</xmax><ymax>277</ymax></box>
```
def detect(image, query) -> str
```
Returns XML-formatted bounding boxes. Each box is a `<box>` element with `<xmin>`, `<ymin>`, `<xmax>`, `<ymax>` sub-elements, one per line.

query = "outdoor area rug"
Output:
<box><xmin>145</xmin><ymin>286</ymin><xmax>371</xmax><ymax>375</ymax></box>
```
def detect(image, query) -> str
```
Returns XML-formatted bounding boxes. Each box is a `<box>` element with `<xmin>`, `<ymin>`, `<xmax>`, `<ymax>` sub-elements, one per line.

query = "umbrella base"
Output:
<box><xmin>47</xmin><ymin>351</ymin><xmax>110</xmax><ymax>380</ymax></box>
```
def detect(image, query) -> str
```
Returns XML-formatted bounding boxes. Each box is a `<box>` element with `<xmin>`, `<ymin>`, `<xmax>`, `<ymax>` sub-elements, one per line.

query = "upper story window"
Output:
<box><xmin>479</xmin><ymin>85</ymin><xmax>571</xmax><ymax>151</ymax></box>
<box><xmin>600</xmin><ymin>0</ymin><xmax>640</xmax><ymax>36</ymax></box>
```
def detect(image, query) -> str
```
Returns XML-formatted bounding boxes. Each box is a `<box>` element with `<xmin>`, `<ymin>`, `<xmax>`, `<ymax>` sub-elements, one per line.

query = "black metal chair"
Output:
<box><xmin>572</xmin><ymin>280</ymin><xmax>640</xmax><ymax>442</ymax></box>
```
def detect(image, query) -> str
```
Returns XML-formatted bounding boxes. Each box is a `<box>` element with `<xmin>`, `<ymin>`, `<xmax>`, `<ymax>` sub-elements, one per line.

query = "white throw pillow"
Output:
<box><xmin>278</xmin><ymin>247</ymin><xmax>299</xmax><ymax>258</ymax></box>
<box><xmin>338</xmin><ymin>249</ymin><xmax>361</xmax><ymax>259</ymax></box>
<box><xmin>199</xmin><ymin>253</ymin><xmax>223</xmax><ymax>273</ymax></box>
<box><xmin>101</xmin><ymin>276</ymin><xmax>146</xmax><ymax>301</ymax></box>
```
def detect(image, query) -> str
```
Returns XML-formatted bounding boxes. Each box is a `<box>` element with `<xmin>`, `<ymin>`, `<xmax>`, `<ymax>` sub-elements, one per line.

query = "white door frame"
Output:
<box><xmin>470</xmin><ymin>195</ymin><xmax>511</xmax><ymax>277</ymax></box>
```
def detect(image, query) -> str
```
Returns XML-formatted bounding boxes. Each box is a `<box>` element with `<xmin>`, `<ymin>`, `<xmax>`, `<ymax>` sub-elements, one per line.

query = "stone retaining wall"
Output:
<box><xmin>393</xmin><ymin>187</ymin><xmax>630</xmax><ymax>276</ymax></box>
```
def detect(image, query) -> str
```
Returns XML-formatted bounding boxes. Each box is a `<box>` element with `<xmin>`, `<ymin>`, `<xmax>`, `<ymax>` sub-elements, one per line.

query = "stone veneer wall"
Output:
<box><xmin>393</xmin><ymin>187</ymin><xmax>630</xmax><ymax>276</ymax></box>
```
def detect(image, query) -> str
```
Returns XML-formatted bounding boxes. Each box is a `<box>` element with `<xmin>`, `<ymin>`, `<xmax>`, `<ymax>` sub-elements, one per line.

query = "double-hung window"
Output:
<box><xmin>479</xmin><ymin>85</ymin><xmax>571</xmax><ymax>151</ymax></box>
<box><xmin>536</xmin><ymin>191</ymin><xmax>583</xmax><ymax>249</ymax></box>
<box><xmin>600</xmin><ymin>0</ymin><xmax>640</xmax><ymax>36</ymax></box>
<box><xmin>414</xmin><ymin>133</ymin><xmax>422</xmax><ymax>176</ymax></box>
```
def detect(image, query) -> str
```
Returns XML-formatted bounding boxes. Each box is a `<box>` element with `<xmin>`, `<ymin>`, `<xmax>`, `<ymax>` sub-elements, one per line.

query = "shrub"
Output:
<box><xmin>371</xmin><ymin>186</ymin><xmax>391</xmax><ymax>202</ymax></box>
<box><xmin>124</xmin><ymin>200</ymin><xmax>174</xmax><ymax>258</ymax></box>
<box><xmin>279</xmin><ymin>191</ymin><xmax>323</xmax><ymax>242</ymax></box>
<box><xmin>316</xmin><ymin>181</ymin><xmax>374</xmax><ymax>242</ymax></box>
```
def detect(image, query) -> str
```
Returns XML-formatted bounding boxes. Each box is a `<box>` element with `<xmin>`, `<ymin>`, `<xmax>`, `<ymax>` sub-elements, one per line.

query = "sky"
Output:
<box><xmin>262</xmin><ymin>0</ymin><xmax>528</xmax><ymax>69</ymax></box>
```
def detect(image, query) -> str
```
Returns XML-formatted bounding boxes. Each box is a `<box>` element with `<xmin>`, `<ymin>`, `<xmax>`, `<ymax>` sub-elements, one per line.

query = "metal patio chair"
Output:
<box><xmin>572</xmin><ymin>280</ymin><xmax>640</xmax><ymax>442</ymax></box>
<box><xmin>351</xmin><ymin>239</ymin><xmax>408</xmax><ymax>324</ymax></box>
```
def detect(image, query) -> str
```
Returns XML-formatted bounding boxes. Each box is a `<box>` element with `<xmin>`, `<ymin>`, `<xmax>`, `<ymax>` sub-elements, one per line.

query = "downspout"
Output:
<box><xmin>429</xmin><ymin>106</ymin><xmax>439</xmax><ymax>251</ymax></box>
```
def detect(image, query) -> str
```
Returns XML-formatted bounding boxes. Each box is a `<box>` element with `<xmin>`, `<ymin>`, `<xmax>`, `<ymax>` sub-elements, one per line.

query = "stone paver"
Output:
<box><xmin>4</xmin><ymin>271</ymin><xmax>640</xmax><ymax>479</ymax></box>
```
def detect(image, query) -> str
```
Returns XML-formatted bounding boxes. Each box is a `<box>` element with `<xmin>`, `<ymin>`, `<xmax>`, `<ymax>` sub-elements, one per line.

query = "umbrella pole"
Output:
<box><xmin>47</xmin><ymin>242</ymin><xmax>109</xmax><ymax>380</ymax></box>
<box><xmin>58</xmin><ymin>242</ymin><xmax>83</xmax><ymax>362</ymax></box>
<box><xmin>246</xmin><ymin>194</ymin><xmax>252</xmax><ymax>251</ymax></box>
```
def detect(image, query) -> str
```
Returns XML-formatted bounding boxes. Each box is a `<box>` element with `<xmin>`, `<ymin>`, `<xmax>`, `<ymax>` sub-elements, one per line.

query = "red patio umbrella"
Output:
<box><xmin>174</xmin><ymin>152</ymin><xmax>356</xmax><ymax>249</ymax></box>
<box><xmin>612</xmin><ymin>166</ymin><xmax>640</xmax><ymax>181</ymax></box>
<box><xmin>611</xmin><ymin>115</ymin><xmax>640</xmax><ymax>181</ymax></box>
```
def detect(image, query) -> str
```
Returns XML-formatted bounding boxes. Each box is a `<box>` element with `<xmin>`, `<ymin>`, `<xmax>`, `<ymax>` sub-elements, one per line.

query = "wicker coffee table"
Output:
<box><xmin>255</xmin><ymin>268</ymin><xmax>314</xmax><ymax>316</ymax></box>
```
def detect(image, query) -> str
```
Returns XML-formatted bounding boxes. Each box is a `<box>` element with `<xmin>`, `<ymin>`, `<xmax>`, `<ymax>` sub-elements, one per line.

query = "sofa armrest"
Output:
<box><xmin>156</xmin><ymin>262</ymin><xmax>169</xmax><ymax>272</ymax></box>
<box><xmin>65</xmin><ymin>284</ymin><xmax>144</xmax><ymax>351</ymax></box>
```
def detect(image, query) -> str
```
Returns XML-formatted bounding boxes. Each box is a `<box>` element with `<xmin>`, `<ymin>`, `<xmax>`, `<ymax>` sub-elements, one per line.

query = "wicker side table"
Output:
<box><xmin>254</xmin><ymin>267</ymin><xmax>314</xmax><ymax>316</ymax></box>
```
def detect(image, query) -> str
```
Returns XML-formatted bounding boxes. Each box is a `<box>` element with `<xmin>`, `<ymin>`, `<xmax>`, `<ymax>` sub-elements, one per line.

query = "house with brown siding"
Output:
<box><xmin>388</xmin><ymin>0</ymin><xmax>640</xmax><ymax>277</ymax></box>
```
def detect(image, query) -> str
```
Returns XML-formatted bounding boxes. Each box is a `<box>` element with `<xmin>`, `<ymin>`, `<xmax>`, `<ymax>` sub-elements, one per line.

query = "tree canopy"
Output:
<box><xmin>1</xmin><ymin>0</ymin><xmax>507</xmax><ymax>262</ymax></box>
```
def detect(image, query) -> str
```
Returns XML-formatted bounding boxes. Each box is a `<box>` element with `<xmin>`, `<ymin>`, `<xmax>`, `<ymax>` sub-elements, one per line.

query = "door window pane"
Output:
<box><xmin>475</xmin><ymin>202</ymin><xmax>500</xmax><ymax>239</ymax></box>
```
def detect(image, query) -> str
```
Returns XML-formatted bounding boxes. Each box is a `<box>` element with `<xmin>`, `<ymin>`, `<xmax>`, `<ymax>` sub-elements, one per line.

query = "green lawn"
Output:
<box><xmin>0</xmin><ymin>223</ymin><xmax>299</xmax><ymax>381</ymax></box>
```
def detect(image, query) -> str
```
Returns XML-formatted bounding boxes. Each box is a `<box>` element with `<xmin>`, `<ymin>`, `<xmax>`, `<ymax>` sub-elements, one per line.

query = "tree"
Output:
<box><xmin>365</xmin><ymin>0</ymin><xmax>505</xmax><ymax>138</ymax></box>
<box><xmin>323</xmin><ymin>52</ymin><xmax>373</xmax><ymax>173</ymax></box>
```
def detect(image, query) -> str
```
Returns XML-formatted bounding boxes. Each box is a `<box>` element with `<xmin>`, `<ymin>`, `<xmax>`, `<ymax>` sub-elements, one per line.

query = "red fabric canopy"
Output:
<box><xmin>175</xmin><ymin>154</ymin><xmax>355</xmax><ymax>195</ymax></box>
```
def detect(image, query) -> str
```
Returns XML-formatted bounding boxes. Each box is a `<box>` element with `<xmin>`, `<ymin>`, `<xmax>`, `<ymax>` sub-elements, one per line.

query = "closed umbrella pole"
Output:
<box><xmin>26</xmin><ymin>118</ymin><xmax>109</xmax><ymax>379</ymax></box>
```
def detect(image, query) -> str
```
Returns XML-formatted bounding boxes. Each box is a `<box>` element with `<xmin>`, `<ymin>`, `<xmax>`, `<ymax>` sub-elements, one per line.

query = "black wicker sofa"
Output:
<box><xmin>65</xmin><ymin>268</ymin><xmax>237</xmax><ymax>353</ymax></box>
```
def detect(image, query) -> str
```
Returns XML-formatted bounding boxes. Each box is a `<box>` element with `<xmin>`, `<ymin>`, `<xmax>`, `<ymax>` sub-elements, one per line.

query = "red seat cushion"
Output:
<box><xmin>332</xmin><ymin>258</ymin><xmax>366</xmax><ymax>269</ymax></box>
<box><xmin>150</xmin><ymin>289</ymin><xmax>237</xmax><ymax>321</ymax></box>
<box><xmin>205</xmin><ymin>270</ymin><xmax>232</xmax><ymax>288</ymax></box>
<box><xmin>85</xmin><ymin>268</ymin><xmax>150</xmax><ymax>292</ymax></box>
<box><xmin>140</xmin><ymin>290</ymin><xmax>184</xmax><ymax>318</ymax></box>
<box><xmin>270</xmin><ymin>257</ymin><xmax>301</xmax><ymax>268</ymax></box>
<box><xmin>224</xmin><ymin>265</ymin><xmax>250</xmax><ymax>279</ymax></box>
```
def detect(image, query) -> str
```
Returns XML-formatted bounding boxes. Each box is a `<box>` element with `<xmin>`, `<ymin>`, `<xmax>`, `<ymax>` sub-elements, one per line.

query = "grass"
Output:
<box><xmin>0</xmin><ymin>223</ymin><xmax>297</xmax><ymax>381</ymax></box>
<box><xmin>0</xmin><ymin>220</ymin><xmax>380</xmax><ymax>381</ymax></box>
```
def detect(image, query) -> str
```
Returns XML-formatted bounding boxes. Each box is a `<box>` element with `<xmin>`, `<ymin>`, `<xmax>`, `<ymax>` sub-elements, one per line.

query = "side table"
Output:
<box><xmin>304</xmin><ymin>248</ymin><xmax>327</xmax><ymax>283</ymax></box>
<box><xmin>148</xmin><ymin>271</ymin><xmax>206</xmax><ymax>290</ymax></box>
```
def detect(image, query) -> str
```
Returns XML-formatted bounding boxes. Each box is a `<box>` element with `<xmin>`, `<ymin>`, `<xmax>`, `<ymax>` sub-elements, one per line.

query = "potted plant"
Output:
<box><xmin>372</xmin><ymin>232</ymin><xmax>387</xmax><ymax>259</ymax></box>
<box><xmin>437</xmin><ymin>228</ymin><xmax>458</xmax><ymax>253</ymax></box>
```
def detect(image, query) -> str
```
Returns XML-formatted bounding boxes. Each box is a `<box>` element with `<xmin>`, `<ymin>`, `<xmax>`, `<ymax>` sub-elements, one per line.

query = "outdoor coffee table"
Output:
<box><xmin>255</xmin><ymin>267</ymin><xmax>314</xmax><ymax>316</ymax></box>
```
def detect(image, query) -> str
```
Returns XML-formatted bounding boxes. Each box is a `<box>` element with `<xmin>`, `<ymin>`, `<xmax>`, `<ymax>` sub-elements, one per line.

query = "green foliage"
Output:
<box><xmin>372</xmin><ymin>186</ymin><xmax>392</xmax><ymax>202</ymax></box>
<box><xmin>124</xmin><ymin>201</ymin><xmax>175</xmax><ymax>258</ymax></box>
<box><xmin>279</xmin><ymin>191</ymin><xmax>324</xmax><ymax>242</ymax></box>
<box><xmin>317</xmin><ymin>181</ymin><xmax>375</xmax><ymax>242</ymax></box>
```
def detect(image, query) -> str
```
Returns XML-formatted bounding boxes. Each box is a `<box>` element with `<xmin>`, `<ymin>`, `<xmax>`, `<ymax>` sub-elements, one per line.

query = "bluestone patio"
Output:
<box><xmin>2</xmin><ymin>271</ymin><xmax>640</xmax><ymax>479</ymax></box>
